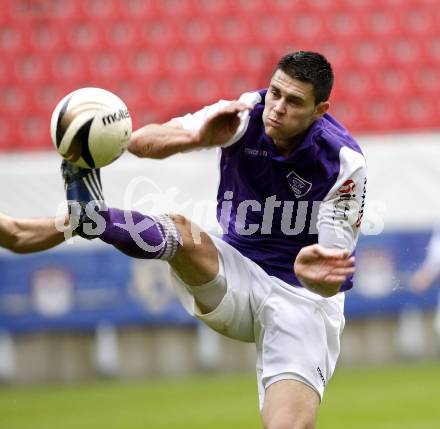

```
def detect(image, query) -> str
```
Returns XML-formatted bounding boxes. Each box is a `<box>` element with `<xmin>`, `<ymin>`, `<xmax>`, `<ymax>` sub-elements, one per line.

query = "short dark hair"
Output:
<box><xmin>274</xmin><ymin>51</ymin><xmax>334</xmax><ymax>104</ymax></box>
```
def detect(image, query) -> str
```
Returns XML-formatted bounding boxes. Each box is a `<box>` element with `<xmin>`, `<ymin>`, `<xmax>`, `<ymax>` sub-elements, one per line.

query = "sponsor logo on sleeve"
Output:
<box><xmin>333</xmin><ymin>177</ymin><xmax>367</xmax><ymax>228</ymax></box>
<box><xmin>338</xmin><ymin>179</ymin><xmax>356</xmax><ymax>194</ymax></box>
<box><xmin>355</xmin><ymin>177</ymin><xmax>367</xmax><ymax>228</ymax></box>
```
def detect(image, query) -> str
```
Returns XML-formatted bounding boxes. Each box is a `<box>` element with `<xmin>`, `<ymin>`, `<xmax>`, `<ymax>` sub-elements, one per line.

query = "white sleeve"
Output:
<box><xmin>423</xmin><ymin>224</ymin><xmax>440</xmax><ymax>268</ymax></box>
<box><xmin>318</xmin><ymin>147</ymin><xmax>367</xmax><ymax>253</ymax></box>
<box><xmin>174</xmin><ymin>91</ymin><xmax>262</xmax><ymax>147</ymax></box>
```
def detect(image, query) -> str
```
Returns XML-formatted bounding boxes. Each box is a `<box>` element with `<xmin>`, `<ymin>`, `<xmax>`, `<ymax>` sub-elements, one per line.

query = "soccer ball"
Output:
<box><xmin>50</xmin><ymin>87</ymin><xmax>132</xmax><ymax>168</ymax></box>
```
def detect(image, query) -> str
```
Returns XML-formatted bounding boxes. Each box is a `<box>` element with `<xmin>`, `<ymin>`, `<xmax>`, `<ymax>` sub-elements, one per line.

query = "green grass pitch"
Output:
<box><xmin>1</xmin><ymin>363</ymin><xmax>439</xmax><ymax>429</ymax></box>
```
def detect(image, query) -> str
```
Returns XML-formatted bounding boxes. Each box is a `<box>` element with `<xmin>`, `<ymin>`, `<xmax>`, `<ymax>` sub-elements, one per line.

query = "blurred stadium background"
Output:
<box><xmin>1</xmin><ymin>0</ymin><xmax>440</xmax><ymax>427</ymax></box>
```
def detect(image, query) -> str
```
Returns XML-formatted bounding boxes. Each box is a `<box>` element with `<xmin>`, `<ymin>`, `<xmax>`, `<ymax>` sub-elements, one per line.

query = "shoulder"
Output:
<box><xmin>238</xmin><ymin>89</ymin><xmax>265</xmax><ymax>107</ymax></box>
<box><xmin>312</xmin><ymin>113</ymin><xmax>366</xmax><ymax>176</ymax></box>
<box><xmin>173</xmin><ymin>90</ymin><xmax>265</xmax><ymax>134</ymax></box>
<box><xmin>221</xmin><ymin>90</ymin><xmax>267</xmax><ymax>148</ymax></box>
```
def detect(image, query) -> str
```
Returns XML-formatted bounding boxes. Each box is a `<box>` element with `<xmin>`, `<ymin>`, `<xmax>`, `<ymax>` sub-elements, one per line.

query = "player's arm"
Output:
<box><xmin>295</xmin><ymin>149</ymin><xmax>367</xmax><ymax>297</ymax></box>
<box><xmin>128</xmin><ymin>100</ymin><xmax>253</xmax><ymax>159</ymax></box>
<box><xmin>0</xmin><ymin>213</ymin><xmax>66</xmax><ymax>253</ymax></box>
<box><xmin>410</xmin><ymin>226</ymin><xmax>440</xmax><ymax>293</ymax></box>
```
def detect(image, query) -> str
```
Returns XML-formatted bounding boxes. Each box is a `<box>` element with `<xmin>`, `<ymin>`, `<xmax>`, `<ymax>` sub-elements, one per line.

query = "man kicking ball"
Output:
<box><xmin>62</xmin><ymin>51</ymin><xmax>367</xmax><ymax>429</ymax></box>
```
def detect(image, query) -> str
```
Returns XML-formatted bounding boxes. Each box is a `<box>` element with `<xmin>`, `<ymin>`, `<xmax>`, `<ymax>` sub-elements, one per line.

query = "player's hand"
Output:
<box><xmin>294</xmin><ymin>244</ymin><xmax>355</xmax><ymax>297</ymax></box>
<box><xmin>409</xmin><ymin>268</ymin><xmax>437</xmax><ymax>293</ymax></box>
<box><xmin>197</xmin><ymin>101</ymin><xmax>252</xmax><ymax>148</ymax></box>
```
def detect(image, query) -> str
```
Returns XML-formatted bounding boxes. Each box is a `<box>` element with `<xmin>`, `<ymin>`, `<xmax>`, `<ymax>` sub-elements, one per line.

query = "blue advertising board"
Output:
<box><xmin>0</xmin><ymin>246</ymin><xmax>194</xmax><ymax>333</ymax></box>
<box><xmin>0</xmin><ymin>231</ymin><xmax>438</xmax><ymax>333</ymax></box>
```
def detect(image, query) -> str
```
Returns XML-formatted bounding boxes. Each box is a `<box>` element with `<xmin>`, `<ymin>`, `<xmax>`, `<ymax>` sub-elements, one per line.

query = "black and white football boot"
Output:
<box><xmin>61</xmin><ymin>159</ymin><xmax>106</xmax><ymax>239</ymax></box>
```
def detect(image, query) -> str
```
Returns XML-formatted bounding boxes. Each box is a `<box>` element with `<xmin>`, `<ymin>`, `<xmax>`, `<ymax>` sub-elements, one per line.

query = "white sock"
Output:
<box><xmin>186</xmin><ymin>256</ymin><xmax>227</xmax><ymax>314</ymax></box>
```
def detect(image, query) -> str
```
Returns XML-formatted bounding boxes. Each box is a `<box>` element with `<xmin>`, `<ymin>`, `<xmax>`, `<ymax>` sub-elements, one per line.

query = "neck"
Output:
<box><xmin>273</xmin><ymin>131</ymin><xmax>307</xmax><ymax>158</ymax></box>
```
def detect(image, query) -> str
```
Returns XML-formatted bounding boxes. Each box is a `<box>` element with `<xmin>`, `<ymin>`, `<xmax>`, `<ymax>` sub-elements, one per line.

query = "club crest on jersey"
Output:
<box><xmin>286</xmin><ymin>170</ymin><xmax>312</xmax><ymax>198</ymax></box>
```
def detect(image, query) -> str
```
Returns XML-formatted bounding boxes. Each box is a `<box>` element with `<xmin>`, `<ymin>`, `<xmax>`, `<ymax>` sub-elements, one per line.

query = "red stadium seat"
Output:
<box><xmin>0</xmin><ymin>116</ymin><xmax>19</xmax><ymax>151</ymax></box>
<box><xmin>212</xmin><ymin>14</ymin><xmax>254</xmax><ymax>46</ymax></box>
<box><xmin>102</xmin><ymin>20</ymin><xmax>138</xmax><ymax>50</ymax></box>
<box><xmin>234</xmin><ymin>0</ymin><xmax>269</xmax><ymax>13</ymax></box>
<box><xmin>163</xmin><ymin>47</ymin><xmax>199</xmax><ymax>76</ymax></box>
<box><xmin>28</xmin><ymin>24</ymin><xmax>64</xmax><ymax>52</ymax></box>
<box><xmin>77</xmin><ymin>0</ymin><xmax>118</xmax><ymax>21</ymax></box>
<box><xmin>361</xmin><ymin>97</ymin><xmax>403</xmax><ymax>132</ymax></box>
<box><xmin>221</xmin><ymin>73</ymin><xmax>259</xmax><ymax>99</ymax></box>
<box><xmin>386</xmin><ymin>38</ymin><xmax>424</xmax><ymax>65</ymax></box>
<box><xmin>155</xmin><ymin>0</ymin><xmax>194</xmax><ymax>15</ymax></box>
<box><xmin>35</xmin><ymin>84</ymin><xmax>70</xmax><ymax>112</ymax></box>
<box><xmin>359</xmin><ymin>7</ymin><xmax>402</xmax><ymax>37</ymax></box>
<box><xmin>323</xmin><ymin>9</ymin><xmax>362</xmax><ymax>39</ymax></box>
<box><xmin>338</xmin><ymin>67</ymin><xmax>379</xmax><ymax>98</ymax></box>
<box><xmin>331</xmin><ymin>98</ymin><xmax>368</xmax><ymax>132</ymax></box>
<box><xmin>412</xmin><ymin>64</ymin><xmax>440</xmax><ymax>95</ymax></box>
<box><xmin>114</xmin><ymin>81</ymin><xmax>143</xmax><ymax>112</ymax></box>
<box><xmin>0</xmin><ymin>24</ymin><xmax>27</xmax><ymax>54</ymax></box>
<box><xmin>2</xmin><ymin>0</ymin><xmax>440</xmax><ymax>152</ymax></box>
<box><xmin>252</xmin><ymin>14</ymin><xmax>289</xmax><ymax>45</ymax></box>
<box><xmin>87</xmin><ymin>51</ymin><xmax>123</xmax><ymax>83</ymax></box>
<box><xmin>140</xmin><ymin>18</ymin><xmax>180</xmax><ymax>49</ymax></box>
<box><xmin>319</xmin><ymin>41</ymin><xmax>351</xmax><ymax>69</ymax></box>
<box><xmin>424</xmin><ymin>36</ymin><xmax>440</xmax><ymax>62</ymax></box>
<box><xmin>126</xmin><ymin>49</ymin><xmax>164</xmax><ymax>81</ymax></box>
<box><xmin>65</xmin><ymin>21</ymin><xmax>105</xmax><ymax>51</ymax></box>
<box><xmin>144</xmin><ymin>76</ymin><xmax>187</xmax><ymax>106</ymax></box>
<box><xmin>12</xmin><ymin>54</ymin><xmax>49</xmax><ymax>84</ymax></box>
<box><xmin>348</xmin><ymin>37</ymin><xmax>388</xmax><ymax>67</ymax></box>
<box><xmin>186</xmin><ymin>75</ymin><xmax>224</xmax><ymax>106</ymax></box>
<box><xmin>399</xmin><ymin>96</ymin><xmax>438</xmax><ymax>129</ymax></box>
<box><xmin>119</xmin><ymin>0</ymin><xmax>158</xmax><ymax>18</ymax></box>
<box><xmin>399</xmin><ymin>5</ymin><xmax>437</xmax><ymax>36</ymax></box>
<box><xmin>285</xmin><ymin>11</ymin><xmax>327</xmax><ymax>50</ymax></box>
<box><xmin>50</xmin><ymin>52</ymin><xmax>92</xmax><ymax>86</ymax></box>
<box><xmin>15</xmin><ymin>111</ymin><xmax>51</xmax><ymax>151</ymax></box>
<box><xmin>0</xmin><ymin>85</ymin><xmax>28</xmax><ymax>115</ymax></box>
<box><xmin>197</xmin><ymin>0</ymin><xmax>234</xmax><ymax>15</ymax></box>
<box><xmin>375</xmin><ymin>67</ymin><xmax>413</xmax><ymax>97</ymax></box>
<box><xmin>199</xmin><ymin>46</ymin><xmax>238</xmax><ymax>75</ymax></box>
<box><xmin>180</xmin><ymin>16</ymin><xmax>218</xmax><ymax>46</ymax></box>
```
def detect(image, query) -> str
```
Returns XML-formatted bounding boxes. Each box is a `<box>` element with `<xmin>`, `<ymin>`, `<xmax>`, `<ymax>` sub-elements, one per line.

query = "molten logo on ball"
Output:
<box><xmin>50</xmin><ymin>87</ymin><xmax>132</xmax><ymax>169</ymax></box>
<box><xmin>102</xmin><ymin>109</ymin><xmax>131</xmax><ymax>126</ymax></box>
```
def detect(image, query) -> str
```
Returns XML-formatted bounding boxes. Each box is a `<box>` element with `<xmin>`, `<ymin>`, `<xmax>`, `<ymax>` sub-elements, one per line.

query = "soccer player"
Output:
<box><xmin>409</xmin><ymin>225</ymin><xmax>440</xmax><ymax>337</ymax></box>
<box><xmin>410</xmin><ymin>225</ymin><xmax>440</xmax><ymax>294</ymax></box>
<box><xmin>62</xmin><ymin>51</ymin><xmax>367</xmax><ymax>429</ymax></box>
<box><xmin>0</xmin><ymin>213</ymin><xmax>66</xmax><ymax>253</ymax></box>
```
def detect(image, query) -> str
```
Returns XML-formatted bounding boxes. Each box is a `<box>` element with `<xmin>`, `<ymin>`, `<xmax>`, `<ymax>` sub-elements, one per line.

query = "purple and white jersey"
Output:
<box><xmin>176</xmin><ymin>89</ymin><xmax>367</xmax><ymax>291</ymax></box>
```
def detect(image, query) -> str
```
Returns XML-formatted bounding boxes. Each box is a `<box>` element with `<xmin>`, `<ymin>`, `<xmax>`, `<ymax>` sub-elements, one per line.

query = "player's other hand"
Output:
<box><xmin>409</xmin><ymin>268</ymin><xmax>438</xmax><ymax>294</ymax></box>
<box><xmin>294</xmin><ymin>244</ymin><xmax>355</xmax><ymax>297</ymax></box>
<box><xmin>198</xmin><ymin>101</ymin><xmax>252</xmax><ymax>148</ymax></box>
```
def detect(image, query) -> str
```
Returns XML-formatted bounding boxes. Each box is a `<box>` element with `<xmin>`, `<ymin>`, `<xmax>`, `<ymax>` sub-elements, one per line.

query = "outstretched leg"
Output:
<box><xmin>62</xmin><ymin>161</ymin><xmax>224</xmax><ymax>312</ymax></box>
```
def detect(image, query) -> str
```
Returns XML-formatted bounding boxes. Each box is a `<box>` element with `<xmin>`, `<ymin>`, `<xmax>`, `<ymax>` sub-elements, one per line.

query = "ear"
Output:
<box><xmin>314</xmin><ymin>101</ymin><xmax>329</xmax><ymax>119</ymax></box>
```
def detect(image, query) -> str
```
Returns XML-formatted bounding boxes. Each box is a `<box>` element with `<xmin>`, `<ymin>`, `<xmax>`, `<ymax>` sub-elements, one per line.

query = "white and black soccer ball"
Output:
<box><xmin>50</xmin><ymin>87</ymin><xmax>132</xmax><ymax>168</ymax></box>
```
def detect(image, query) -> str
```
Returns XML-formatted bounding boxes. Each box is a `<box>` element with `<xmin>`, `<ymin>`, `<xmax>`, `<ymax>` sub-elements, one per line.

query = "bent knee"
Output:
<box><xmin>169</xmin><ymin>214</ymin><xmax>207</xmax><ymax>248</ymax></box>
<box><xmin>170</xmin><ymin>214</ymin><xmax>190</xmax><ymax>230</ymax></box>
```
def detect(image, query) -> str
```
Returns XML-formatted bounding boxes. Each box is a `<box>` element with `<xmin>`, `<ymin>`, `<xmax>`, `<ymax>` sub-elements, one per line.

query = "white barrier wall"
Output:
<box><xmin>1</xmin><ymin>132</ymin><xmax>440</xmax><ymax>236</ymax></box>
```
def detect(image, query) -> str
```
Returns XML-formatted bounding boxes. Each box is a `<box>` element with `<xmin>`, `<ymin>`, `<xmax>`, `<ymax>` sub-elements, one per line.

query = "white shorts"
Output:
<box><xmin>171</xmin><ymin>235</ymin><xmax>345</xmax><ymax>409</ymax></box>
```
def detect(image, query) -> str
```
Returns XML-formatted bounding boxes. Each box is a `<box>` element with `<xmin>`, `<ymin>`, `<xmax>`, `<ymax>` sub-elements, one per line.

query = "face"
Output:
<box><xmin>262</xmin><ymin>69</ymin><xmax>329</xmax><ymax>143</ymax></box>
